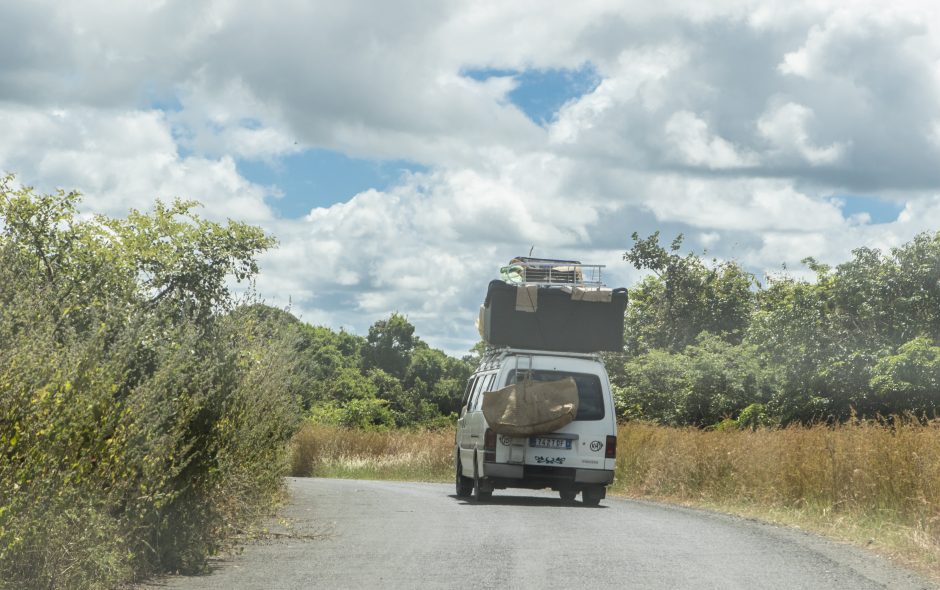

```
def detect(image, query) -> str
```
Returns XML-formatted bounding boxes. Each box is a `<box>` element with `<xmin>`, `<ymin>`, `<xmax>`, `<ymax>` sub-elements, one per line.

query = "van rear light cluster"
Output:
<box><xmin>483</xmin><ymin>428</ymin><xmax>497</xmax><ymax>462</ymax></box>
<box><xmin>605</xmin><ymin>435</ymin><xmax>617</xmax><ymax>459</ymax></box>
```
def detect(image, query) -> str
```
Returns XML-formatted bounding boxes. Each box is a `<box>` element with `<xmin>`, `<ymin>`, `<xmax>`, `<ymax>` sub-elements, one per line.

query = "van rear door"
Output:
<box><xmin>504</xmin><ymin>368</ymin><xmax>612</xmax><ymax>470</ymax></box>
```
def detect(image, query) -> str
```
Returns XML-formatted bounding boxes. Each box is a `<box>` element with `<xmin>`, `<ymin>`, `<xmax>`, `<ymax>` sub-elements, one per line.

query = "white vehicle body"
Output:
<box><xmin>454</xmin><ymin>348</ymin><xmax>617</xmax><ymax>505</ymax></box>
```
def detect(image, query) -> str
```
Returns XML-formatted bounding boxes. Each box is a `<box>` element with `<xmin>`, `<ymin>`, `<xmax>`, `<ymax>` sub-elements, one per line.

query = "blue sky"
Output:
<box><xmin>464</xmin><ymin>64</ymin><xmax>601</xmax><ymax>125</ymax></box>
<box><xmin>235</xmin><ymin>62</ymin><xmax>897</xmax><ymax>227</ymax></box>
<box><xmin>837</xmin><ymin>194</ymin><xmax>903</xmax><ymax>224</ymax></box>
<box><xmin>240</xmin><ymin>151</ymin><xmax>426</xmax><ymax>218</ymax></box>
<box><xmin>239</xmin><ymin>65</ymin><xmax>601</xmax><ymax>218</ymax></box>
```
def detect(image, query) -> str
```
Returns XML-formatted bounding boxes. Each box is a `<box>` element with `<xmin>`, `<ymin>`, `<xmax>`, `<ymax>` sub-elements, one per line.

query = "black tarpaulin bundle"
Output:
<box><xmin>480</xmin><ymin>280</ymin><xmax>628</xmax><ymax>353</ymax></box>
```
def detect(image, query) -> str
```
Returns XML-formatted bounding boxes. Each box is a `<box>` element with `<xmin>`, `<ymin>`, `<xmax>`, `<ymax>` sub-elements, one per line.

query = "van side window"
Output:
<box><xmin>472</xmin><ymin>373</ymin><xmax>497</xmax><ymax>410</ymax></box>
<box><xmin>460</xmin><ymin>376</ymin><xmax>477</xmax><ymax>411</ymax></box>
<box><xmin>469</xmin><ymin>373</ymin><xmax>496</xmax><ymax>411</ymax></box>
<box><xmin>467</xmin><ymin>374</ymin><xmax>487</xmax><ymax>411</ymax></box>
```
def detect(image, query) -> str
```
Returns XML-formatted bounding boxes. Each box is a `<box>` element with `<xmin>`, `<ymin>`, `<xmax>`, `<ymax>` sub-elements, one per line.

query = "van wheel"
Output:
<box><xmin>559</xmin><ymin>489</ymin><xmax>578</xmax><ymax>504</ymax></box>
<box><xmin>472</xmin><ymin>452</ymin><xmax>491</xmax><ymax>502</ymax></box>
<box><xmin>455</xmin><ymin>458</ymin><xmax>472</xmax><ymax>498</ymax></box>
<box><xmin>582</xmin><ymin>487</ymin><xmax>603</xmax><ymax>507</ymax></box>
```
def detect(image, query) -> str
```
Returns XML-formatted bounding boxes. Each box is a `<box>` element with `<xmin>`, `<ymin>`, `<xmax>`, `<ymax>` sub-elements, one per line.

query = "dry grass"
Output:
<box><xmin>290</xmin><ymin>419</ymin><xmax>940</xmax><ymax>578</ymax></box>
<box><xmin>290</xmin><ymin>423</ymin><xmax>453</xmax><ymax>482</ymax></box>
<box><xmin>612</xmin><ymin>419</ymin><xmax>940</xmax><ymax>578</ymax></box>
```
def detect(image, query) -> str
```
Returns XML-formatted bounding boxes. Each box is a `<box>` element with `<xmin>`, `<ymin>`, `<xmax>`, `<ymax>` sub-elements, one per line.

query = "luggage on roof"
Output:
<box><xmin>479</xmin><ymin>279</ymin><xmax>628</xmax><ymax>353</ymax></box>
<box><xmin>500</xmin><ymin>257</ymin><xmax>585</xmax><ymax>285</ymax></box>
<box><xmin>499</xmin><ymin>257</ymin><xmax>605</xmax><ymax>287</ymax></box>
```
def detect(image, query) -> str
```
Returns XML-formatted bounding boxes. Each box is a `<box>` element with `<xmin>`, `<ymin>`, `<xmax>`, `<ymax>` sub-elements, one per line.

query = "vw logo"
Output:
<box><xmin>590</xmin><ymin>440</ymin><xmax>603</xmax><ymax>452</ymax></box>
<box><xmin>500</xmin><ymin>435</ymin><xmax>512</xmax><ymax>446</ymax></box>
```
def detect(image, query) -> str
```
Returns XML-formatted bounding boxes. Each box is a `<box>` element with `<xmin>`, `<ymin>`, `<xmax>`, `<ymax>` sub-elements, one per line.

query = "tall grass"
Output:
<box><xmin>292</xmin><ymin>419</ymin><xmax>940</xmax><ymax>573</ymax></box>
<box><xmin>613</xmin><ymin>420</ymin><xmax>940</xmax><ymax>569</ymax></box>
<box><xmin>291</xmin><ymin>423</ymin><xmax>453</xmax><ymax>482</ymax></box>
<box><xmin>614</xmin><ymin>419</ymin><xmax>940</xmax><ymax>520</ymax></box>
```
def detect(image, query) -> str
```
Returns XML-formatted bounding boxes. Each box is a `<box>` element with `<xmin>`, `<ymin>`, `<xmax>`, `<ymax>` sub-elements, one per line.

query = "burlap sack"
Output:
<box><xmin>482</xmin><ymin>377</ymin><xmax>579</xmax><ymax>436</ymax></box>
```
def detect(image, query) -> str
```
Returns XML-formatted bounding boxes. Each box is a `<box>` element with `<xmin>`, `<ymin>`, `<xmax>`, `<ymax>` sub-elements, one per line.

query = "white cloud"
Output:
<box><xmin>644</xmin><ymin>176</ymin><xmax>845</xmax><ymax>232</ymax></box>
<box><xmin>664</xmin><ymin>111</ymin><xmax>758</xmax><ymax>169</ymax></box>
<box><xmin>0</xmin><ymin>104</ymin><xmax>275</xmax><ymax>222</ymax></box>
<box><xmin>4</xmin><ymin>0</ymin><xmax>940</xmax><ymax>353</ymax></box>
<box><xmin>168</xmin><ymin>77</ymin><xmax>302</xmax><ymax>161</ymax></box>
<box><xmin>549</xmin><ymin>45</ymin><xmax>688</xmax><ymax>147</ymax></box>
<box><xmin>757</xmin><ymin>102</ymin><xmax>848</xmax><ymax>165</ymax></box>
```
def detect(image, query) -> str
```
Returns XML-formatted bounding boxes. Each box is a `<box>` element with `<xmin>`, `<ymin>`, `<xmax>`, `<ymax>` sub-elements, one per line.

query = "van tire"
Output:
<box><xmin>455</xmin><ymin>457</ymin><xmax>473</xmax><ymax>498</ymax></box>
<box><xmin>472</xmin><ymin>452</ymin><xmax>491</xmax><ymax>502</ymax></box>
<box><xmin>559</xmin><ymin>489</ymin><xmax>578</xmax><ymax>503</ymax></box>
<box><xmin>582</xmin><ymin>487</ymin><xmax>604</xmax><ymax>507</ymax></box>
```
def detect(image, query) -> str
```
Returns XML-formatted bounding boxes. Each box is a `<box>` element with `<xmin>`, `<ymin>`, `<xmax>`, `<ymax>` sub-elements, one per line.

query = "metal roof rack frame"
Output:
<box><xmin>503</xmin><ymin>257</ymin><xmax>606</xmax><ymax>288</ymax></box>
<box><xmin>475</xmin><ymin>346</ymin><xmax>603</xmax><ymax>372</ymax></box>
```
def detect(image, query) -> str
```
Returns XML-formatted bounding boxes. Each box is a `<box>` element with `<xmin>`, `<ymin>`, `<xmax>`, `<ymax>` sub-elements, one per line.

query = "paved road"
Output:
<box><xmin>144</xmin><ymin>478</ymin><xmax>933</xmax><ymax>590</ymax></box>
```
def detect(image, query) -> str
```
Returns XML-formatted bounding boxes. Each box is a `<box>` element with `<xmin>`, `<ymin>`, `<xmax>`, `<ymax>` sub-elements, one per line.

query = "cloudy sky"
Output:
<box><xmin>3</xmin><ymin>0</ymin><xmax>940</xmax><ymax>355</ymax></box>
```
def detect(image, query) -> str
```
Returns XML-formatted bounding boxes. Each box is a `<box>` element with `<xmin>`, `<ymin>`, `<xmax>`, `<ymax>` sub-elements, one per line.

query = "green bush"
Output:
<box><xmin>617</xmin><ymin>231</ymin><xmax>940</xmax><ymax>426</ymax></box>
<box><xmin>0</xmin><ymin>177</ymin><xmax>300</xmax><ymax>589</ymax></box>
<box><xmin>613</xmin><ymin>335</ymin><xmax>770</xmax><ymax>426</ymax></box>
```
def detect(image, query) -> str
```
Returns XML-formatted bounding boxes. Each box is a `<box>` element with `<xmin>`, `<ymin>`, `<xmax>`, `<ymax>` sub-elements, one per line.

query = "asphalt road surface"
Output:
<box><xmin>144</xmin><ymin>477</ymin><xmax>934</xmax><ymax>590</ymax></box>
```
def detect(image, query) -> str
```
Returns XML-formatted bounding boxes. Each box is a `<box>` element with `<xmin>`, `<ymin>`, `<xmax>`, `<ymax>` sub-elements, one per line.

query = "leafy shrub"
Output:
<box><xmin>613</xmin><ymin>335</ymin><xmax>770</xmax><ymax>426</ymax></box>
<box><xmin>0</xmin><ymin>177</ymin><xmax>300</xmax><ymax>589</ymax></box>
<box><xmin>619</xmin><ymin>231</ymin><xmax>940</xmax><ymax>426</ymax></box>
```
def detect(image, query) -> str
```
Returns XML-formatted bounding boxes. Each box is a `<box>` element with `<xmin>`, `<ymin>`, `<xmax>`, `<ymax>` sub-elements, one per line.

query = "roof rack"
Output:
<box><xmin>500</xmin><ymin>257</ymin><xmax>605</xmax><ymax>287</ymax></box>
<box><xmin>475</xmin><ymin>346</ymin><xmax>603</xmax><ymax>372</ymax></box>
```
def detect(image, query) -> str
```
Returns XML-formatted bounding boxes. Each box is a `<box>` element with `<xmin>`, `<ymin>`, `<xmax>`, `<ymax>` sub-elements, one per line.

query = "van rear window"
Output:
<box><xmin>505</xmin><ymin>370</ymin><xmax>605</xmax><ymax>421</ymax></box>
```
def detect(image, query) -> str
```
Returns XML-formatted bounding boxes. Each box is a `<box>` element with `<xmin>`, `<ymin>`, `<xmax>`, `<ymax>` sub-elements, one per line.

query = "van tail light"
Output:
<box><xmin>484</xmin><ymin>428</ymin><xmax>497</xmax><ymax>462</ymax></box>
<box><xmin>605</xmin><ymin>435</ymin><xmax>617</xmax><ymax>459</ymax></box>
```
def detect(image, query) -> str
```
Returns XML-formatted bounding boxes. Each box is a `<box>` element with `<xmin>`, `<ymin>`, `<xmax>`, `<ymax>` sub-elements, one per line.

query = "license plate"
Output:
<box><xmin>529</xmin><ymin>437</ymin><xmax>571</xmax><ymax>450</ymax></box>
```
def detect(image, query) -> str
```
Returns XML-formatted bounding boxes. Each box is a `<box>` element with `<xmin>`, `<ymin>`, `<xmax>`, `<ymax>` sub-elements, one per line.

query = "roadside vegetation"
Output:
<box><xmin>615</xmin><ymin>419</ymin><xmax>940</xmax><ymax>575</ymax></box>
<box><xmin>0</xmin><ymin>178</ymin><xmax>301</xmax><ymax>589</ymax></box>
<box><xmin>291</xmin><ymin>423</ymin><xmax>452</xmax><ymax>481</ymax></box>
<box><xmin>296</xmin><ymin>229</ymin><xmax>940</xmax><ymax>434</ymax></box>
<box><xmin>287</xmin><ymin>311</ymin><xmax>475</xmax><ymax>430</ymax></box>
<box><xmin>609</xmin><ymin>231</ymin><xmax>940</xmax><ymax>426</ymax></box>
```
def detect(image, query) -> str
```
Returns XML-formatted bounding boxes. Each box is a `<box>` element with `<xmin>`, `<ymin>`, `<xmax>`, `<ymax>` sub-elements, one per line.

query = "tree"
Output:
<box><xmin>870</xmin><ymin>337</ymin><xmax>940</xmax><ymax>415</ymax></box>
<box><xmin>623</xmin><ymin>232</ymin><xmax>756</xmax><ymax>353</ymax></box>
<box><xmin>613</xmin><ymin>334</ymin><xmax>770</xmax><ymax>426</ymax></box>
<box><xmin>405</xmin><ymin>347</ymin><xmax>447</xmax><ymax>390</ymax></box>
<box><xmin>107</xmin><ymin>199</ymin><xmax>275</xmax><ymax>321</ymax></box>
<box><xmin>363</xmin><ymin>313</ymin><xmax>418</xmax><ymax>379</ymax></box>
<box><xmin>747</xmin><ymin>272</ymin><xmax>834</xmax><ymax>422</ymax></box>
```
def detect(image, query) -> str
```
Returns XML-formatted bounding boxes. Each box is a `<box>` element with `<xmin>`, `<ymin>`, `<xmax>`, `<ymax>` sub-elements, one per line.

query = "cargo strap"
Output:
<box><xmin>515</xmin><ymin>284</ymin><xmax>538</xmax><ymax>312</ymax></box>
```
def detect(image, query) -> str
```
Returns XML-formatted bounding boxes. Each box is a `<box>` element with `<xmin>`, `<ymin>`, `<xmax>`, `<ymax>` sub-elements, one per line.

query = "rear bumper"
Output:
<box><xmin>483</xmin><ymin>462</ymin><xmax>614</xmax><ymax>486</ymax></box>
<box><xmin>575</xmin><ymin>468</ymin><xmax>615</xmax><ymax>484</ymax></box>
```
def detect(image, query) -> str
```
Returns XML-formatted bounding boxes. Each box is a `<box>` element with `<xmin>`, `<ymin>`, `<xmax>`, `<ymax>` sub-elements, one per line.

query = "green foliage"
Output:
<box><xmin>623</xmin><ymin>232</ymin><xmax>756</xmax><ymax>353</ymax></box>
<box><xmin>713</xmin><ymin>403</ymin><xmax>778</xmax><ymax>431</ymax></box>
<box><xmin>614</xmin><ymin>335</ymin><xmax>770</xmax><ymax>426</ymax></box>
<box><xmin>106</xmin><ymin>200</ymin><xmax>275</xmax><ymax>320</ymax></box>
<box><xmin>337</xmin><ymin>398</ymin><xmax>396</xmax><ymax>429</ymax></box>
<box><xmin>0</xmin><ymin>177</ymin><xmax>299</xmax><ymax>589</ymax></box>
<box><xmin>617</xmin><ymin>230</ymin><xmax>940</xmax><ymax>426</ymax></box>
<box><xmin>223</xmin><ymin>308</ymin><xmax>470</xmax><ymax>432</ymax></box>
<box><xmin>292</xmin><ymin>313</ymin><xmax>473</xmax><ymax>430</ymax></box>
<box><xmin>363</xmin><ymin>312</ymin><xmax>418</xmax><ymax>379</ymax></box>
<box><xmin>870</xmin><ymin>337</ymin><xmax>940</xmax><ymax>414</ymax></box>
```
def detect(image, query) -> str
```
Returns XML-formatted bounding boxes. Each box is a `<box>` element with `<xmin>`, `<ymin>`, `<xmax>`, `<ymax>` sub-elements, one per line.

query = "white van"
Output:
<box><xmin>454</xmin><ymin>347</ymin><xmax>617</xmax><ymax>506</ymax></box>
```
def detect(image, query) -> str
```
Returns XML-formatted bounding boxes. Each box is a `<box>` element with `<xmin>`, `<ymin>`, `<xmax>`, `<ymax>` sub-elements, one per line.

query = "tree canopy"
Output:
<box><xmin>614</xmin><ymin>231</ymin><xmax>940</xmax><ymax>426</ymax></box>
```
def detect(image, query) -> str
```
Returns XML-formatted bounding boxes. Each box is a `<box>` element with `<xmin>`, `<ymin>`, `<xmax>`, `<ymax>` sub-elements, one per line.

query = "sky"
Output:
<box><xmin>2</xmin><ymin>0</ymin><xmax>940</xmax><ymax>356</ymax></box>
